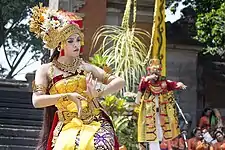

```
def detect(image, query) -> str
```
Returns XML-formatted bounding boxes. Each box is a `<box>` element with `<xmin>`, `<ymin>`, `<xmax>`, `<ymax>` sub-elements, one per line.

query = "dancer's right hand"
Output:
<box><xmin>145</xmin><ymin>74</ymin><xmax>158</xmax><ymax>81</ymax></box>
<box><xmin>68</xmin><ymin>93</ymin><xmax>87</xmax><ymax>118</ymax></box>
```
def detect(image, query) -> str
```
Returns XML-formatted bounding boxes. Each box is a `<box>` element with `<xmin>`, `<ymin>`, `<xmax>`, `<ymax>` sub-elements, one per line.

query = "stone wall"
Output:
<box><xmin>167</xmin><ymin>44</ymin><xmax>201</xmax><ymax>128</ymax></box>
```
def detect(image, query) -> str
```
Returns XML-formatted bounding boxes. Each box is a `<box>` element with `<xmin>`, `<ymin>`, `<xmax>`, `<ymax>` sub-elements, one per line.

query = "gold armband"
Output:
<box><xmin>102</xmin><ymin>73</ymin><xmax>115</xmax><ymax>84</ymax></box>
<box><xmin>32</xmin><ymin>81</ymin><xmax>47</xmax><ymax>93</ymax></box>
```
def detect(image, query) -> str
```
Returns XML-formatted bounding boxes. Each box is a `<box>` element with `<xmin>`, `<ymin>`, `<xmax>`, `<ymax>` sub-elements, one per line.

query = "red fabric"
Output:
<box><xmin>80</xmin><ymin>46</ymin><xmax>84</xmax><ymax>55</ymax></box>
<box><xmin>47</xmin><ymin>112</ymin><xmax>59</xmax><ymax>150</ymax></box>
<box><xmin>199</xmin><ymin>116</ymin><xmax>210</xmax><ymax>130</ymax></box>
<box><xmin>138</xmin><ymin>77</ymin><xmax>148</xmax><ymax>92</ymax></box>
<box><xmin>52</xmin><ymin>75</ymin><xmax>63</xmax><ymax>84</ymax></box>
<box><xmin>166</xmin><ymin>80</ymin><xmax>178</xmax><ymax>91</ymax></box>
<box><xmin>69</xmin><ymin>20</ymin><xmax>83</xmax><ymax>28</ymax></box>
<box><xmin>138</xmin><ymin>77</ymin><xmax>180</xmax><ymax>93</ymax></box>
<box><xmin>160</xmin><ymin>140</ymin><xmax>172</xmax><ymax>150</ymax></box>
<box><xmin>60</xmin><ymin>49</ymin><xmax>65</xmax><ymax>56</ymax></box>
<box><xmin>114</xmin><ymin>135</ymin><xmax>120</xmax><ymax>150</ymax></box>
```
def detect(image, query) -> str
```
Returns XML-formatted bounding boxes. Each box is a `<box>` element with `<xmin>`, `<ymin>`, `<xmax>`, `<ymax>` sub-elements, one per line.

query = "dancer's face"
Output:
<box><xmin>64</xmin><ymin>33</ymin><xmax>81</xmax><ymax>57</ymax></box>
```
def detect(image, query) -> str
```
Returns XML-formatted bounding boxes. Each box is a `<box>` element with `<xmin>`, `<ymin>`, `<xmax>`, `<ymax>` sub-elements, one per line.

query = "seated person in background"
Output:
<box><xmin>171</xmin><ymin>131</ymin><xmax>188</xmax><ymax>150</ymax></box>
<box><xmin>188</xmin><ymin>127</ymin><xmax>203</xmax><ymax>150</ymax></box>
<box><xmin>210</xmin><ymin>109</ymin><xmax>224</xmax><ymax>132</ymax></box>
<box><xmin>199</xmin><ymin>108</ymin><xmax>212</xmax><ymax>130</ymax></box>
<box><xmin>213</xmin><ymin>128</ymin><xmax>225</xmax><ymax>150</ymax></box>
<box><xmin>160</xmin><ymin>139</ymin><xmax>172</xmax><ymax>150</ymax></box>
<box><xmin>196</xmin><ymin>128</ymin><xmax>214</xmax><ymax>150</ymax></box>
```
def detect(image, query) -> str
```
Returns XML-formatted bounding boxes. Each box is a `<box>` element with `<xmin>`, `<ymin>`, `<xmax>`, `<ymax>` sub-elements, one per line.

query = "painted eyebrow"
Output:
<box><xmin>67</xmin><ymin>38</ymin><xmax>74</xmax><ymax>40</ymax></box>
<box><xmin>67</xmin><ymin>36</ymin><xmax>80</xmax><ymax>40</ymax></box>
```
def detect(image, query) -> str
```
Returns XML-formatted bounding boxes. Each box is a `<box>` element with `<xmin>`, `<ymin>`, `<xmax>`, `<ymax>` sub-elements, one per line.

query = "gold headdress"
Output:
<box><xmin>147</xmin><ymin>57</ymin><xmax>162</xmax><ymax>73</ymax></box>
<box><xmin>29</xmin><ymin>3</ymin><xmax>84</xmax><ymax>50</ymax></box>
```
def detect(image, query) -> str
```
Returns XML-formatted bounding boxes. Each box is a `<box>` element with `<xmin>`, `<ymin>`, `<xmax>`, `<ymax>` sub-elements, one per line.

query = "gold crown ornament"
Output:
<box><xmin>29</xmin><ymin>3</ymin><xmax>84</xmax><ymax>51</ymax></box>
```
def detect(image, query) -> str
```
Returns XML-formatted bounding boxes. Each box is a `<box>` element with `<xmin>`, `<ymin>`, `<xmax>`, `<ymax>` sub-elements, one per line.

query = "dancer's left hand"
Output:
<box><xmin>176</xmin><ymin>82</ymin><xmax>187</xmax><ymax>90</ymax></box>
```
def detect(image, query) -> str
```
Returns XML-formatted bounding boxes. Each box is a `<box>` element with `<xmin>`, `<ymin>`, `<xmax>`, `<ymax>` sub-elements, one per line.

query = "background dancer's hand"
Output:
<box><xmin>176</xmin><ymin>82</ymin><xmax>187</xmax><ymax>90</ymax></box>
<box><xmin>145</xmin><ymin>74</ymin><xmax>158</xmax><ymax>81</ymax></box>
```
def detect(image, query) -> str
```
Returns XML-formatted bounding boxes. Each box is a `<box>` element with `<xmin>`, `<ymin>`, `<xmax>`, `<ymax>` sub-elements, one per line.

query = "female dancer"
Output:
<box><xmin>30</xmin><ymin>4</ymin><xmax>125</xmax><ymax>150</ymax></box>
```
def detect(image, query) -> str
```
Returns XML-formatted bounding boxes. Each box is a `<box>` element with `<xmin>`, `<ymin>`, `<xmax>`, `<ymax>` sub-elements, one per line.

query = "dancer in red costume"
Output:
<box><xmin>136</xmin><ymin>58</ymin><xmax>187</xmax><ymax>150</ymax></box>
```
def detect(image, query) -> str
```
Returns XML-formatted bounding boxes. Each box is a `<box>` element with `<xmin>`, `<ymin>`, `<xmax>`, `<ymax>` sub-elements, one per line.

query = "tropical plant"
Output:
<box><xmin>100</xmin><ymin>95</ymin><xmax>138</xmax><ymax>150</ymax></box>
<box><xmin>114</xmin><ymin>116</ymin><xmax>138</xmax><ymax>150</ymax></box>
<box><xmin>195</xmin><ymin>2</ymin><xmax>225</xmax><ymax>56</ymax></box>
<box><xmin>90</xmin><ymin>0</ymin><xmax>150</xmax><ymax>93</ymax></box>
<box><xmin>89</xmin><ymin>54</ymin><xmax>112</xmax><ymax>73</ymax></box>
<box><xmin>101</xmin><ymin>95</ymin><xmax>127</xmax><ymax>118</ymax></box>
<box><xmin>167</xmin><ymin>0</ymin><xmax>225</xmax><ymax>56</ymax></box>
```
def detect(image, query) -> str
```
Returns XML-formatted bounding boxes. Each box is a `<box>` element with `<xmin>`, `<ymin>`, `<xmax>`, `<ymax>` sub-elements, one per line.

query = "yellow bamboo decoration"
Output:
<box><xmin>147</xmin><ymin>0</ymin><xmax>166</xmax><ymax>76</ymax></box>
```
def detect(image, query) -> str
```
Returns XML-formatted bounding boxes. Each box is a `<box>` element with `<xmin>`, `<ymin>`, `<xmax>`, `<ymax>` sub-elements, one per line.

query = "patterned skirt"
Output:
<box><xmin>75</xmin><ymin>120</ymin><xmax>115</xmax><ymax>150</ymax></box>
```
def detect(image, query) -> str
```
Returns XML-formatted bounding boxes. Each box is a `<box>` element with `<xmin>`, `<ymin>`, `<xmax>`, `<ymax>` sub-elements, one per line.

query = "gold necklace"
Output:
<box><xmin>52</xmin><ymin>57</ymin><xmax>82</xmax><ymax>74</ymax></box>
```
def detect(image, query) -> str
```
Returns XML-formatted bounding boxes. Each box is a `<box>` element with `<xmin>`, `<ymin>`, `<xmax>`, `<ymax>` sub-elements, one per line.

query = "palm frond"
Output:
<box><xmin>90</xmin><ymin>0</ymin><xmax>151</xmax><ymax>93</ymax></box>
<box><xmin>91</xmin><ymin>26</ymin><xmax>150</xmax><ymax>92</ymax></box>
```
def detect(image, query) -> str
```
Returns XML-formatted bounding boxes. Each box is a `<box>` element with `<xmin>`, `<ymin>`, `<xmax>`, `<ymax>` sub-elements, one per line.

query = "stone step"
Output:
<box><xmin>0</xmin><ymin>136</ymin><xmax>38</xmax><ymax>146</ymax></box>
<box><xmin>0</xmin><ymin>125</ymin><xmax>40</xmax><ymax>138</ymax></box>
<box><xmin>0</xmin><ymin>145</ymin><xmax>36</xmax><ymax>150</ymax></box>
<box><xmin>0</xmin><ymin>118</ymin><xmax>42</xmax><ymax>127</ymax></box>
<box><xmin>0</xmin><ymin>107</ymin><xmax>42</xmax><ymax>115</ymax></box>
<box><xmin>0</xmin><ymin>124</ymin><xmax>41</xmax><ymax>130</ymax></box>
<box><xmin>0</xmin><ymin>91</ymin><xmax>31</xmax><ymax>104</ymax></box>
<box><xmin>0</xmin><ymin>97</ymin><xmax>32</xmax><ymax>104</ymax></box>
<box><xmin>0</xmin><ymin>107</ymin><xmax>43</xmax><ymax>121</ymax></box>
<box><xmin>0</xmin><ymin>102</ymin><xmax>34</xmax><ymax>109</ymax></box>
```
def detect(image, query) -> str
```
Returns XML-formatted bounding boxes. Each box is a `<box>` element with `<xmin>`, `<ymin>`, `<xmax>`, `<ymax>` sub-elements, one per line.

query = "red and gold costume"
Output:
<box><xmin>137</xmin><ymin>59</ymin><xmax>181</xmax><ymax>143</ymax></box>
<box><xmin>46</xmin><ymin>68</ymin><xmax>118</xmax><ymax>150</ymax></box>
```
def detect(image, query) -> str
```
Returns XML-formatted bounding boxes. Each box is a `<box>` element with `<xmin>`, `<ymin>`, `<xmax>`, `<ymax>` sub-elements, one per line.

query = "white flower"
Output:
<box><xmin>42</xmin><ymin>21</ymin><xmax>51</xmax><ymax>31</ymax></box>
<box><xmin>50</xmin><ymin>20</ymin><xmax>60</xmax><ymax>28</ymax></box>
<box><xmin>124</xmin><ymin>92</ymin><xmax>137</xmax><ymax>97</ymax></box>
<box><xmin>46</xmin><ymin>9</ymin><xmax>57</xmax><ymax>18</ymax></box>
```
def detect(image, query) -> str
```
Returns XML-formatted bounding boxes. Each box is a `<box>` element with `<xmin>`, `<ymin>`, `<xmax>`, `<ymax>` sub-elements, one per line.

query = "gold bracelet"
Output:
<box><xmin>102</xmin><ymin>73</ymin><xmax>112</xmax><ymax>84</ymax></box>
<box><xmin>58</xmin><ymin>94</ymin><xmax>69</xmax><ymax>102</ymax></box>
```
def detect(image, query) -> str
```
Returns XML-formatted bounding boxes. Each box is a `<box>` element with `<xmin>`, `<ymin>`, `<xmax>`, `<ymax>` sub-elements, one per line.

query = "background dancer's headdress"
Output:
<box><xmin>147</xmin><ymin>57</ymin><xmax>162</xmax><ymax>74</ymax></box>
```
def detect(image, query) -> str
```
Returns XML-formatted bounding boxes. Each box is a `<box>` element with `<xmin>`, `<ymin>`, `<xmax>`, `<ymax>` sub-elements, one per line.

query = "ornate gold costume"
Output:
<box><xmin>30</xmin><ymin>4</ymin><xmax>119</xmax><ymax>150</ymax></box>
<box><xmin>137</xmin><ymin>75</ymin><xmax>180</xmax><ymax>143</ymax></box>
<box><xmin>48</xmin><ymin>68</ymin><xmax>103</xmax><ymax>150</ymax></box>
